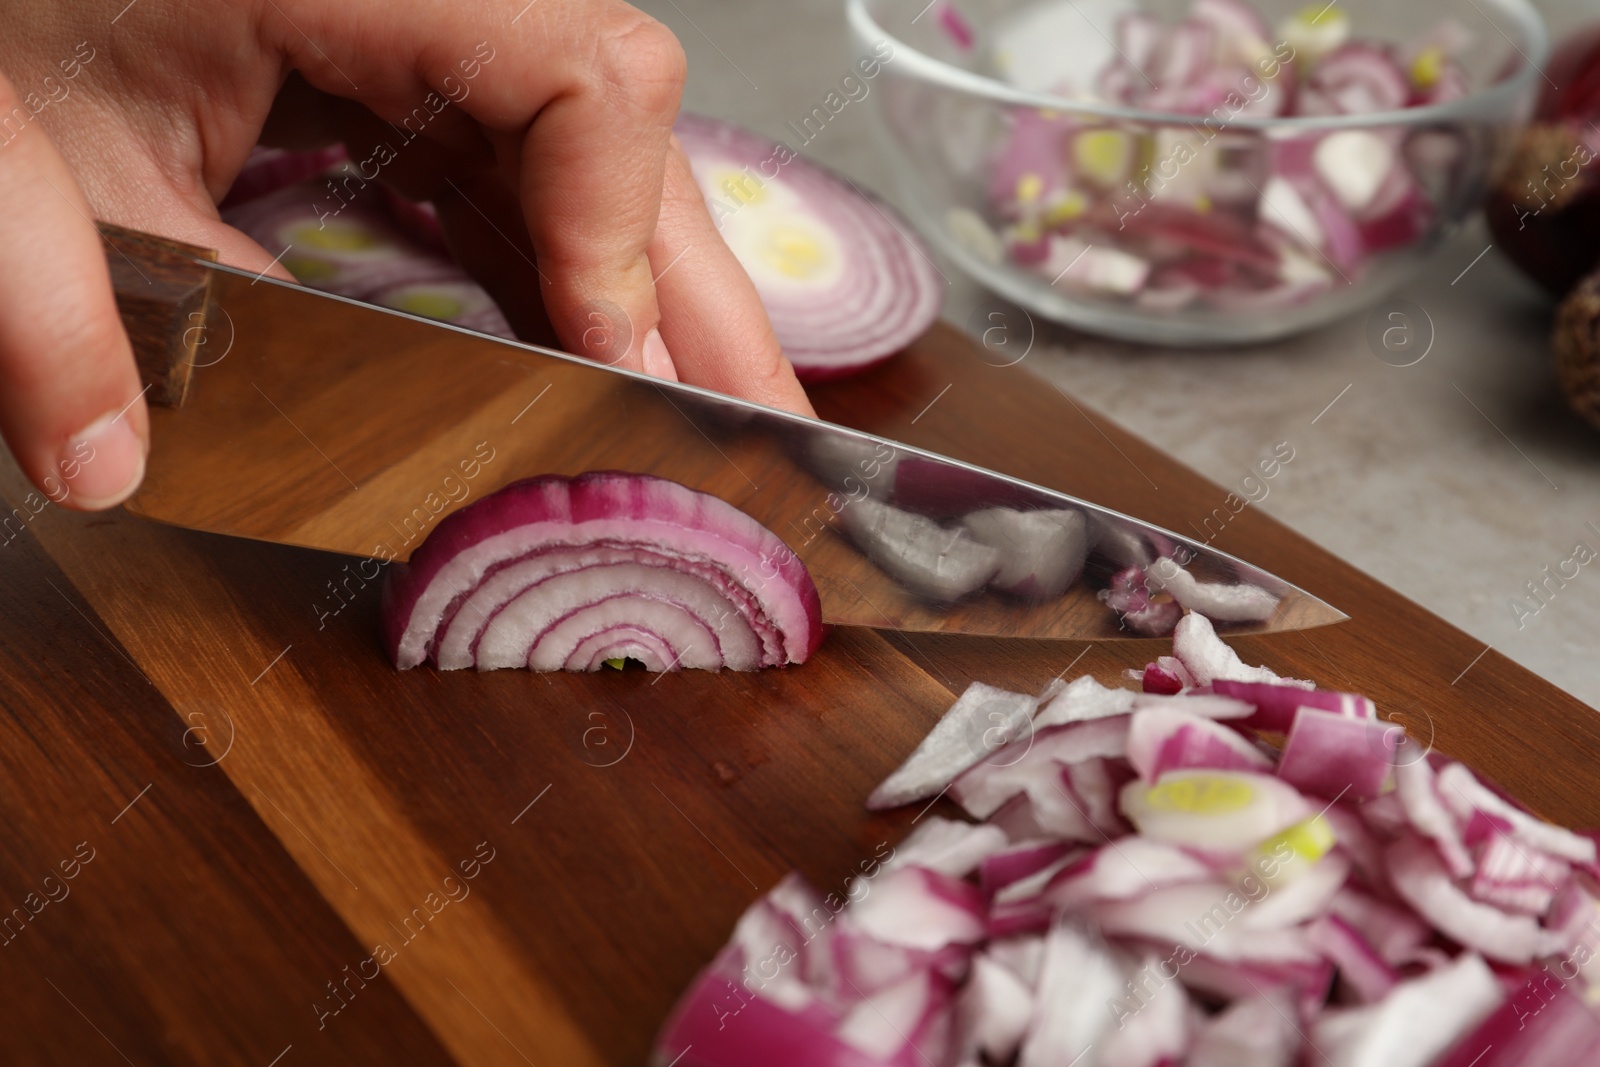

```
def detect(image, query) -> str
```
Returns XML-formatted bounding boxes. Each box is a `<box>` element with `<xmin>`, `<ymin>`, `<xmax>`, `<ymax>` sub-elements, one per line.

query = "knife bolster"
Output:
<box><xmin>98</xmin><ymin>222</ymin><xmax>218</xmax><ymax>409</ymax></box>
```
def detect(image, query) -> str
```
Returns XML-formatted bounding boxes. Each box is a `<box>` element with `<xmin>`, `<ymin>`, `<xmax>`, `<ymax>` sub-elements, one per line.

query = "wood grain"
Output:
<box><xmin>1</xmin><ymin>321</ymin><xmax>1595</xmax><ymax>1064</ymax></box>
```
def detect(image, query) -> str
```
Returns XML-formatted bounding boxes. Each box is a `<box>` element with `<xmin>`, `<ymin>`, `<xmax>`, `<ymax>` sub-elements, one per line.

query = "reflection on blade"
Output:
<box><xmin>127</xmin><ymin>261</ymin><xmax>1346</xmax><ymax>641</ymax></box>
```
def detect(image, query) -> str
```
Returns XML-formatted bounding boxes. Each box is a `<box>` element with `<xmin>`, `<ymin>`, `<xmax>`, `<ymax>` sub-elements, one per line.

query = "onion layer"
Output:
<box><xmin>382</xmin><ymin>472</ymin><xmax>822</xmax><ymax>672</ymax></box>
<box><xmin>675</xmin><ymin>113</ymin><xmax>944</xmax><ymax>382</ymax></box>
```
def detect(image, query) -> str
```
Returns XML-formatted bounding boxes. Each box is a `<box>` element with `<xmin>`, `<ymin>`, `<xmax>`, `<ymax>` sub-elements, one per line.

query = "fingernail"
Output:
<box><xmin>641</xmin><ymin>328</ymin><xmax>679</xmax><ymax>382</ymax></box>
<box><xmin>59</xmin><ymin>411</ymin><xmax>146</xmax><ymax>509</ymax></box>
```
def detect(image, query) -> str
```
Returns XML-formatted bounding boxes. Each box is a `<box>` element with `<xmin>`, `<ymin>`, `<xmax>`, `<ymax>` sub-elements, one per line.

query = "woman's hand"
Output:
<box><xmin>0</xmin><ymin>0</ymin><xmax>814</xmax><ymax>511</ymax></box>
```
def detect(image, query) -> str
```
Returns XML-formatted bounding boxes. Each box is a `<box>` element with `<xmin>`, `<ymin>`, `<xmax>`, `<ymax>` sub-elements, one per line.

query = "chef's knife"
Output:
<box><xmin>101</xmin><ymin>223</ymin><xmax>1344</xmax><ymax>640</ymax></box>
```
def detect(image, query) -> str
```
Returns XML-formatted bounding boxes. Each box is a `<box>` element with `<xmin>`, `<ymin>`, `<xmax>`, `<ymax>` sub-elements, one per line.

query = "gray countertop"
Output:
<box><xmin>640</xmin><ymin>0</ymin><xmax>1599</xmax><ymax>708</ymax></box>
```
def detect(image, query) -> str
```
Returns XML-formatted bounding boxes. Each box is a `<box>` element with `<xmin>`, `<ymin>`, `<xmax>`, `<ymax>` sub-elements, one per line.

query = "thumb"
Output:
<box><xmin>0</xmin><ymin>70</ymin><xmax>148</xmax><ymax>511</ymax></box>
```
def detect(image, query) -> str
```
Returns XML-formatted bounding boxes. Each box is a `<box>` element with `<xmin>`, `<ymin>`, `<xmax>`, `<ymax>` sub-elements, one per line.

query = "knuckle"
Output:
<box><xmin>590</xmin><ymin>11</ymin><xmax>687</xmax><ymax>114</ymax></box>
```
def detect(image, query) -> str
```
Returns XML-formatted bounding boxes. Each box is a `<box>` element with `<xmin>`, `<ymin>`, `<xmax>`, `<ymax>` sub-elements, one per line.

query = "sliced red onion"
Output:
<box><xmin>1018</xmin><ymin>922</ymin><xmax>1124</xmax><ymax>1067</ymax></box>
<box><xmin>1276</xmin><ymin>4</ymin><xmax>1351</xmax><ymax>65</ymax></box>
<box><xmin>1040</xmin><ymin>236</ymin><xmax>1152</xmax><ymax>296</ymax></box>
<box><xmin>1096</xmin><ymin>951</ymin><xmax>1193</xmax><ymax>1067</ymax></box>
<box><xmin>1245</xmin><ymin>853</ymin><xmax>1350</xmax><ymax>929</ymax></box>
<box><xmin>1143</xmin><ymin>557</ymin><xmax>1280</xmax><ymax>623</ymax></box>
<box><xmin>1136</xmin><ymin>690</ymin><xmax>1254</xmax><ymax>721</ymax></box>
<box><xmin>986</xmin><ymin>934</ymin><xmax>1045</xmax><ymax>988</ymax></box>
<box><xmin>955</xmin><ymin>953</ymin><xmax>1033</xmax><ymax>1063</ymax></box>
<box><xmin>1120</xmin><ymin>769</ymin><xmax>1313</xmax><ymax>854</ymax></box>
<box><xmin>1387</xmin><ymin>835</ymin><xmax>1573</xmax><ymax>964</ymax></box>
<box><xmin>1328</xmin><ymin>886</ymin><xmax>1432</xmax><ymax>968</ymax></box>
<box><xmin>1116</xmin><ymin>11</ymin><xmax>1166</xmax><ymax>75</ymax></box>
<box><xmin>373</xmin><ymin>280</ymin><xmax>511</xmax><ymax>337</ymax></box>
<box><xmin>1395</xmin><ymin>756</ymin><xmax>1476</xmax><ymax>879</ymax></box>
<box><xmin>1127</xmin><ymin>706</ymin><xmax>1275</xmax><ymax>780</ymax></box>
<box><xmin>1313</xmin><ymin>129</ymin><xmax>1400</xmax><ymax>213</ymax></box>
<box><xmin>1075</xmin><ymin>755</ymin><xmax>1134</xmax><ymax>831</ymax></box>
<box><xmin>960</xmin><ymin>507</ymin><xmax>1091</xmax><ymax>599</ymax></box>
<box><xmin>1185</xmin><ymin>992</ymin><xmax>1301</xmax><ymax>1067</ymax></box>
<box><xmin>949</xmin><ymin>716</ymin><xmax>1131</xmax><ymax>819</ymax></box>
<box><xmin>1353</xmin><ymin>166</ymin><xmax>1435</xmax><ymax>252</ymax></box>
<box><xmin>764</xmin><ymin>873</ymin><xmax>841</xmax><ymax>991</ymax></box>
<box><xmin>1041</xmin><ymin>836</ymin><xmax>1212</xmax><ymax>911</ymax></box>
<box><xmin>653</xmin><ymin>968</ymin><xmax>871</xmax><ymax>1067</ymax></box>
<box><xmin>1320</xmin><ymin>803</ymin><xmax>1387</xmax><ymax>884</ymax></box>
<box><xmin>1434</xmin><ymin>972</ymin><xmax>1600</xmax><ymax>1067</ymax></box>
<box><xmin>835</xmin><ymin>968</ymin><xmax>954</xmax><ymax>1062</ymax></box>
<box><xmin>1093</xmin><ymin>881</ymin><xmax>1323</xmax><ymax>963</ymax></box>
<box><xmin>986</xmin><ymin>895</ymin><xmax>1054</xmax><ymax>939</ymax></box>
<box><xmin>1174</xmin><ymin>613</ymin><xmax>1313</xmax><ymax>688</ymax></box>
<box><xmin>866</xmin><ymin>682</ymin><xmax>1037</xmax><ymax>810</ymax></box>
<box><xmin>1275</xmin><ymin>705</ymin><xmax>1393</xmax><ymax>801</ymax></box>
<box><xmin>1359</xmin><ymin>789</ymin><xmax>1410</xmax><ymax>837</ymax></box>
<box><xmin>889</xmin><ymin>459</ymin><xmax>1039</xmax><ymax>521</ymax></box>
<box><xmin>1468</xmin><ymin>834</ymin><xmax>1567</xmax><ymax>917</ymax></box>
<box><xmin>1435</xmin><ymin>763</ymin><xmax>1599</xmax><ymax>866</ymax></box>
<box><xmin>1190</xmin><ymin>0</ymin><xmax>1273</xmax><ymax>68</ymax></box>
<box><xmin>992</xmin><ymin>851</ymin><xmax>1082</xmax><ymax>908</ymax></box>
<box><xmin>803</xmin><ymin>435</ymin><xmax>902</xmax><ymax>499</ymax></box>
<box><xmin>675</xmin><ymin>113</ymin><xmax>943</xmax><ymax>382</ymax></box>
<box><xmin>990</xmin><ymin>0</ymin><xmax>1128</xmax><ymax>96</ymax></box>
<box><xmin>1310</xmin><ymin>952</ymin><xmax>1504</xmax><ymax>1067</ymax></box>
<box><xmin>882</xmin><ymin>816</ymin><xmax>1010</xmax><ymax>880</ymax></box>
<box><xmin>1306</xmin><ymin>913</ymin><xmax>1399</xmax><ymax>1003</ymax></box>
<box><xmin>1100</xmin><ymin>567</ymin><xmax>1183</xmax><ymax>637</ymax></box>
<box><xmin>1258</xmin><ymin>175</ymin><xmax>1328</xmax><ymax>253</ymax></box>
<box><xmin>1142</xmin><ymin>657</ymin><xmax>1191</xmax><ymax>694</ymax></box>
<box><xmin>225</xmin><ymin>180</ymin><xmax>482</xmax><ymax>304</ymax></box>
<box><xmin>1301</xmin><ymin>43</ymin><xmax>1413</xmax><ymax>116</ymax></box>
<box><xmin>729</xmin><ymin>889</ymin><xmax>833</xmax><ymax>1007</ymax></box>
<box><xmin>980</xmin><ymin>840</ymin><xmax>1078</xmax><ymax>900</ymax></box>
<box><xmin>656</xmin><ymin>611</ymin><xmax>1600</xmax><ymax>1066</ymax></box>
<box><xmin>828</xmin><ymin>930</ymin><xmax>962</xmax><ymax>1002</ymax></box>
<box><xmin>1024</xmin><ymin>765</ymin><xmax>1120</xmax><ymax>843</ymax></box>
<box><xmin>382</xmin><ymin>472</ymin><xmax>822</xmax><ymax>672</ymax></box>
<box><xmin>1210</xmin><ymin>679</ymin><xmax>1374</xmax><ymax>732</ymax></box>
<box><xmin>220</xmin><ymin>145</ymin><xmax>348</xmax><ymax>210</ymax></box>
<box><xmin>1034</xmin><ymin>674</ymin><xmax>1138</xmax><ymax>729</ymax></box>
<box><xmin>1174</xmin><ymin>951</ymin><xmax>1333</xmax><ymax>1012</ymax></box>
<box><xmin>1154</xmin><ymin>20</ymin><xmax>1217</xmax><ymax>89</ymax></box>
<box><xmin>849</xmin><ymin>867</ymin><xmax>986</xmax><ymax>952</ymax></box>
<box><xmin>934</xmin><ymin>0</ymin><xmax>976</xmax><ymax>52</ymax></box>
<box><xmin>840</xmin><ymin>498</ymin><xmax>1000</xmax><ymax>603</ymax></box>
<box><xmin>987</xmin><ymin>108</ymin><xmax>1074</xmax><ymax>213</ymax></box>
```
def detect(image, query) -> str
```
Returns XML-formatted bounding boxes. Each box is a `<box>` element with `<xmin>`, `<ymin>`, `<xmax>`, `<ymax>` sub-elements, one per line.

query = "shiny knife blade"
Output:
<box><xmin>113</xmin><ymin>238</ymin><xmax>1344</xmax><ymax>640</ymax></box>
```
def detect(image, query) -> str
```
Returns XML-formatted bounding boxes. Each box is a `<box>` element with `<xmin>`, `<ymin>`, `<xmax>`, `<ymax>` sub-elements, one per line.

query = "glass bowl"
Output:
<box><xmin>845</xmin><ymin>0</ymin><xmax>1549</xmax><ymax>344</ymax></box>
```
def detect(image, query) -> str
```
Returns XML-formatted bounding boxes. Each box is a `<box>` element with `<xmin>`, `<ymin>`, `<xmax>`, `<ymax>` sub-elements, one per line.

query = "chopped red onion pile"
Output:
<box><xmin>676</xmin><ymin>113</ymin><xmax>945</xmax><ymax>382</ymax></box>
<box><xmin>653</xmin><ymin>614</ymin><xmax>1600</xmax><ymax>1066</ymax></box>
<box><xmin>221</xmin><ymin>147</ymin><xmax>514</xmax><ymax>338</ymax></box>
<box><xmin>382</xmin><ymin>472</ymin><xmax>823</xmax><ymax>672</ymax></box>
<box><xmin>965</xmin><ymin>0</ymin><xmax>1477</xmax><ymax>313</ymax></box>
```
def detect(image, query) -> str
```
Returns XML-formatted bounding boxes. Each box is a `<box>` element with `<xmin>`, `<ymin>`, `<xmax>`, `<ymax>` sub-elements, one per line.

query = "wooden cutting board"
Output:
<box><xmin>1</xmin><ymin>321</ymin><xmax>1595</xmax><ymax>1067</ymax></box>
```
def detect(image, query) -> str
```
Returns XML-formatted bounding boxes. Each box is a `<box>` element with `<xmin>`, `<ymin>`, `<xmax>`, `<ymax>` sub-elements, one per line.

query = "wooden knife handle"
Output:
<box><xmin>98</xmin><ymin>222</ymin><xmax>219</xmax><ymax>409</ymax></box>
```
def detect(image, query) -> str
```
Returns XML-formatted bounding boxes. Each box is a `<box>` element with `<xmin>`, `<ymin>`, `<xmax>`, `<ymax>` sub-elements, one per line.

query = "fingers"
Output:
<box><xmin>432</xmin><ymin>169</ymin><xmax>559</xmax><ymax>347</ymax></box>
<box><xmin>0</xmin><ymin>71</ymin><xmax>149</xmax><ymax>511</ymax></box>
<box><xmin>260</xmin><ymin>0</ymin><xmax>687</xmax><ymax>374</ymax></box>
<box><xmin>649</xmin><ymin>138</ymin><xmax>815</xmax><ymax>417</ymax></box>
<box><xmin>512</xmin><ymin>6</ymin><xmax>686</xmax><ymax>374</ymax></box>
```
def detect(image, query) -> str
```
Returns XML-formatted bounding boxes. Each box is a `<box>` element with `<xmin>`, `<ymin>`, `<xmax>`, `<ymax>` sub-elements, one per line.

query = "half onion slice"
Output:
<box><xmin>382</xmin><ymin>472</ymin><xmax>823</xmax><ymax>672</ymax></box>
<box><xmin>675</xmin><ymin>112</ymin><xmax>944</xmax><ymax>382</ymax></box>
